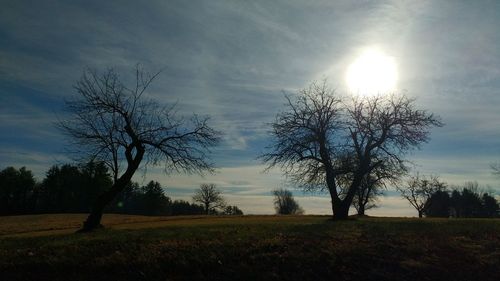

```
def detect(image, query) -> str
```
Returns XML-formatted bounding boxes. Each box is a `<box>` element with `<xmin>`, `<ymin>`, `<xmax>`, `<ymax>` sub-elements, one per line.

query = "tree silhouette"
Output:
<box><xmin>480</xmin><ymin>193</ymin><xmax>499</xmax><ymax>217</ymax></box>
<box><xmin>261</xmin><ymin>81</ymin><xmax>441</xmax><ymax>219</ymax></box>
<box><xmin>170</xmin><ymin>200</ymin><xmax>205</xmax><ymax>215</ymax></box>
<box><xmin>222</xmin><ymin>205</ymin><xmax>244</xmax><ymax>215</ymax></box>
<box><xmin>397</xmin><ymin>174</ymin><xmax>446</xmax><ymax>218</ymax></box>
<box><xmin>272</xmin><ymin>188</ymin><xmax>304</xmax><ymax>215</ymax></box>
<box><xmin>59</xmin><ymin>66</ymin><xmax>220</xmax><ymax>231</ymax></box>
<box><xmin>136</xmin><ymin>181</ymin><xmax>171</xmax><ymax>215</ymax></box>
<box><xmin>459</xmin><ymin>183</ymin><xmax>483</xmax><ymax>217</ymax></box>
<box><xmin>80</xmin><ymin>161</ymin><xmax>113</xmax><ymax>211</ymax></box>
<box><xmin>424</xmin><ymin>189</ymin><xmax>451</xmax><ymax>217</ymax></box>
<box><xmin>192</xmin><ymin>183</ymin><xmax>226</xmax><ymax>215</ymax></box>
<box><xmin>352</xmin><ymin>174</ymin><xmax>383</xmax><ymax>216</ymax></box>
<box><xmin>0</xmin><ymin>166</ymin><xmax>36</xmax><ymax>214</ymax></box>
<box><xmin>41</xmin><ymin>164</ymin><xmax>84</xmax><ymax>212</ymax></box>
<box><xmin>38</xmin><ymin>162</ymin><xmax>112</xmax><ymax>213</ymax></box>
<box><xmin>424</xmin><ymin>184</ymin><xmax>499</xmax><ymax>218</ymax></box>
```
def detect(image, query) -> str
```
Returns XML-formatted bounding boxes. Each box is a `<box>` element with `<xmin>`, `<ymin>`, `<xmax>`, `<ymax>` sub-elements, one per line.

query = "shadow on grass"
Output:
<box><xmin>1</xmin><ymin>216</ymin><xmax>499</xmax><ymax>281</ymax></box>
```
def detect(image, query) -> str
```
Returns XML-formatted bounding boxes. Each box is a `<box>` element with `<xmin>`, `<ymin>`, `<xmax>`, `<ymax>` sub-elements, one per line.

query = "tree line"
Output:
<box><xmin>0</xmin><ymin>164</ymin><xmax>242</xmax><ymax>216</ymax></box>
<box><xmin>398</xmin><ymin>175</ymin><xmax>499</xmax><ymax>218</ymax></box>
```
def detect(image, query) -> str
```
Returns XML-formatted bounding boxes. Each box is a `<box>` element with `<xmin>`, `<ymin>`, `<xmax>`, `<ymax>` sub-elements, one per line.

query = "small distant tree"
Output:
<box><xmin>192</xmin><ymin>183</ymin><xmax>226</xmax><ymax>215</ymax></box>
<box><xmin>272</xmin><ymin>188</ymin><xmax>304</xmax><ymax>215</ymax></box>
<box><xmin>397</xmin><ymin>174</ymin><xmax>446</xmax><ymax>218</ymax></box>
<box><xmin>223</xmin><ymin>205</ymin><xmax>243</xmax><ymax>215</ymax></box>
<box><xmin>351</xmin><ymin>172</ymin><xmax>388</xmax><ymax>215</ymax></box>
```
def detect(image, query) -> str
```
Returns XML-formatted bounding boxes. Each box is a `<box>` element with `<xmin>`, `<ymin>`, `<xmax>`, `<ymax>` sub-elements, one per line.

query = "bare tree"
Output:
<box><xmin>397</xmin><ymin>174</ymin><xmax>446</xmax><ymax>218</ymax></box>
<box><xmin>352</xmin><ymin>174</ymin><xmax>383</xmax><ymax>216</ymax></box>
<box><xmin>272</xmin><ymin>188</ymin><xmax>304</xmax><ymax>215</ymax></box>
<box><xmin>192</xmin><ymin>183</ymin><xmax>226</xmax><ymax>215</ymax></box>
<box><xmin>60</xmin><ymin>66</ymin><xmax>220</xmax><ymax>231</ymax></box>
<box><xmin>343</xmin><ymin>159</ymin><xmax>403</xmax><ymax>216</ymax></box>
<box><xmin>261</xmin><ymin>81</ymin><xmax>442</xmax><ymax>219</ymax></box>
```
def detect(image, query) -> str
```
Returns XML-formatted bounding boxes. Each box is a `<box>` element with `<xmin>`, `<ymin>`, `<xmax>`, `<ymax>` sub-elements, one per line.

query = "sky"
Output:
<box><xmin>1</xmin><ymin>0</ymin><xmax>500</xmax><ymax>216</ymax></box>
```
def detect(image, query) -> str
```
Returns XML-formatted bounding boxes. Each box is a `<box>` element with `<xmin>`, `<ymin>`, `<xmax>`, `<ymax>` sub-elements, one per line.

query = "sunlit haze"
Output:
<box><xmin>346</xmin><ymin>49</ymin><xmax>398</xmax><ymax>95</ymax></box>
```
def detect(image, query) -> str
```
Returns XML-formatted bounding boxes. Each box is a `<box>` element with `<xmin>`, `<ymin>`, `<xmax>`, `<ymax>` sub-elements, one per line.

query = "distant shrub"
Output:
<box><xmin>272</xmin><ymin>188</ymin><xmax>304</xmax><ymax>215</ymax></box>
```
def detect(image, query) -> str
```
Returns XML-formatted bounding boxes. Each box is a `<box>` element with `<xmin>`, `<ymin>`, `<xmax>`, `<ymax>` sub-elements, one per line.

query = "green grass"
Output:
<box><xmin>1</xmin><ymin>214</ymin><xmax>499</xmax><ymax>280</ymax></box>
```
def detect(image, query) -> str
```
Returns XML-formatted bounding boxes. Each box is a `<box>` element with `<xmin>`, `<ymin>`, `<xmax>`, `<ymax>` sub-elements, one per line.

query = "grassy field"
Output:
<box><xmin>0</xmin><ymin>214</ymin><xmax>499</xmax><ymax>281</ymax></box>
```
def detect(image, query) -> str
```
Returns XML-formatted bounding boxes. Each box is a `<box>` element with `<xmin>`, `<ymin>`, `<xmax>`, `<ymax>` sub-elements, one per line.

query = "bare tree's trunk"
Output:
<box><xmin>205</xmin><ymin>203</ymin><xmax>210</xmax><ymax>215</ymax></box>
<box><xmin>329</xmin><ymin>191</ymin><xmax>337</xmax><ymax>218</ymax></box>
<box><xmin>328</xmin><ymin>182</ymin><xmax>357</xmax><ymax>220</ymax></box>
<box><xmin>333</xmin><ymin>173</ymin><xmax>364</xmax><ymax>220</ymax></box>
<box><xmin>418</xmin><ymin>210</ymin><xmax>423</xmax><ymax>218</ymax></box>
<box><xmin>79</xmin><ymin>147</ymin><xmax>144</xmax><ymax>232</ymax></box>
<box><xmin>327</xmin><ymin>182</ymin><xmax>349</xmax><ymax>220</ymax></box>
<box><xmin>333</xmin><ymin>201</ymin><xmax>350</xmax><ymax>220</ymax></box>
<box><xmin>79</xmin><ymin>179</ymin><xmax>129</xmax><ymax>232</ymax></box>
<box><xmin>358</xmin><ymin>204</ymin><xmax>365</xmax><ymax>216</ymax></box>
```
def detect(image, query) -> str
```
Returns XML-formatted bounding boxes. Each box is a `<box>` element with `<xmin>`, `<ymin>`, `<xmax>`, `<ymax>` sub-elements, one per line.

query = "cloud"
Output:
<box><xmin>141</xmin><ymin>165</ymin><xmax>284</xmax><ymax>194</ymax></box>
<box><xmin>1</xmin><ymin>1</ymin><xmax>500</xmax><ymax>216</ymax></box>
<box><xmin>0</xmin><ymin>148</ymin><xmax>70</xmax><ymax>179</ymax></box>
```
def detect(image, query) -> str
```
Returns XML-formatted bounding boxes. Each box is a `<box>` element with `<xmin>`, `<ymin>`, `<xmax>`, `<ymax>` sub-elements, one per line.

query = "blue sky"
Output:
<box><xmin>1</xmin><ymin>0</ymin><xmax>500</xmax><ymax>216</ymax></box>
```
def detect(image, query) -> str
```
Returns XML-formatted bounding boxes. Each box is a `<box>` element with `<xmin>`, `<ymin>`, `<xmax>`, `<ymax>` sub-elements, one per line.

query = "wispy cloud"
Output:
<box><xmin>1</xmin><ymin>0</ymin><xmax>500</xmax><ymax>215</ymax></box>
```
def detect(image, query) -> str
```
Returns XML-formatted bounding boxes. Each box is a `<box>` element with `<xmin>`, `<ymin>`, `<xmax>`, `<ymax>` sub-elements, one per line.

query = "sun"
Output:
<box><xmin>346</xmin><ymin>49</ymin><xmax>397</xmax><ymax>95</ymax></box>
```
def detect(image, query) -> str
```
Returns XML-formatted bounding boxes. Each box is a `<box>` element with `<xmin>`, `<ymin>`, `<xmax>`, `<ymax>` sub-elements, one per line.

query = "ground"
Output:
<box><xmin>0</xmin><ymin>214</ymin><xmax>499</xmax><ymax>280</ymax></box>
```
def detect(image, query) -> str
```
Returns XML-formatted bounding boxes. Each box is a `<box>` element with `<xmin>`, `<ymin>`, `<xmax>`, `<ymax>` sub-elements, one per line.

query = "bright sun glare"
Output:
<box><xmin>346</xmin><ymin>49</ymin><xmax>397</xmax><ymax>95</ymax></box>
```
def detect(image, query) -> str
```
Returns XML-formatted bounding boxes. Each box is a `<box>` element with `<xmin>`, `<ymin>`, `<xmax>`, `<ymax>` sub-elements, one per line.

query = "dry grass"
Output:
<box><xmin>0</xmin><ymin>213</ymin><xmax>169</xmax><ymax>236</ymax></box>
<box><xmin>0</xmin><ymin>213</ymin><xmax>315</xmax><ymax>237</ymax></box>
<box><xmin>0</xmin><ymin>214</ymin><xmax>499</xmax><ymax>281</ymax></box>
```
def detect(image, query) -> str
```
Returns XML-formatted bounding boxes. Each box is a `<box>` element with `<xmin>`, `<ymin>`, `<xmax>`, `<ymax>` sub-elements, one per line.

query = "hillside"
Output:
<box><xmin>1</xmin><ymin>214</ymin><xmax>499</xmax><ymax>280</ymax></box>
